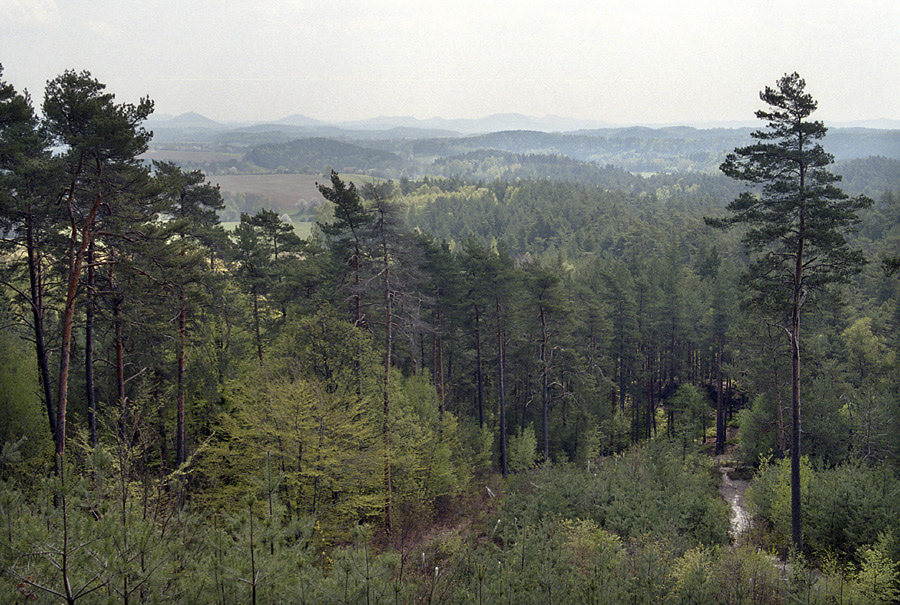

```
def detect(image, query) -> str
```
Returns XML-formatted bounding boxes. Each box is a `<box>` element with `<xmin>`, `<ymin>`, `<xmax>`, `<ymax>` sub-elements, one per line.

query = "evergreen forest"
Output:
<box><xmin>4</xmin><ymin>66</ymin><xmax>900</xmax><ymax>603</ymax></box>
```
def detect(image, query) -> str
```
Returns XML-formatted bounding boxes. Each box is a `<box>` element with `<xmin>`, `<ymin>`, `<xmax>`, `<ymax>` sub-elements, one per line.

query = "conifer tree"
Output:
<box><xmin>317</xmin><ymin>171</ymin><xmax>374</xmax><ymax>327</ymax></box>
<box><xmin>709</xmin><ymin>72</ymin><xmax>870</xmax><ymax>550</ymax></box>
<box><xmin>41</xmin><ymin>70</ymin><xmax>153</xmax><ymax>458</ymax></box>
<box><xmin>0</xmin><ymin>65</ymin><xmax>61</xmax><ymax>443</ymax></box>
<box><xmin>148</xmin><ymin>161</ymin><xmax>226</xmax><ymax>467</ymax></box>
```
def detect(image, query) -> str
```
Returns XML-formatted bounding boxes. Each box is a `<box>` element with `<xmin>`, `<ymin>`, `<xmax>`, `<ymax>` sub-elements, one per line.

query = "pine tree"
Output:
<box><xmin>41</xmin><ymin>70</ymin><xmax>154</xmax><ymax>459</ymax></box>
<box><xmin>0</xmin><ymin>65</ymin><xmax>62</xmax><ymax>444</ymax></box>
<box><xmin>317</xmin><ymin>171</ymin><xmax>374</xmax><ymax>328</ymax></box>
<box><xmin>709</xmin><ymin>72</ymin><xmax>871</xmax><ymax>550</ymax></box>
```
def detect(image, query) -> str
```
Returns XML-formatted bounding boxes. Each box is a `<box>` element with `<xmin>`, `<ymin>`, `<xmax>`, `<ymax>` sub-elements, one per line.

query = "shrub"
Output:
<box><xmin>507</xmin><ymin>424</ymin><xmax>538</xmax><ymax>473</ymax></box>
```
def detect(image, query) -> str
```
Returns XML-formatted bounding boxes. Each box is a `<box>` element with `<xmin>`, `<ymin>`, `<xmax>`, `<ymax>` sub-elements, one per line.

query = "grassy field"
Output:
<box><xmin>144</xmin><ymin>154</ymin><xmax>385</xmax><ymax>224</ymax></box>
<box><xmin>210</xmin><ymin>172</ymin><xmax>387</xmax><ymax>214</ymax></box>
<box><xmin>210</xmin><ymin>173</ymin><xmax>327</xmax><ymax>213</ymax></box>
<box><xmin>221</xmin><ymin>220</ymin><xmax>314</xmax><ymax>239</ymax></box>
<box><xmin>142</xmin><ymin>149</ymin><xmax>244</xmax><ymax>164</ymax></box>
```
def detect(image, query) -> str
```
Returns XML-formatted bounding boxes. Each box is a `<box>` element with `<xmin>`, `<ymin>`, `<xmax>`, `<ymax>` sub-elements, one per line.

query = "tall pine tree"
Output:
<box><xmin>709</xmin><ymin>72</ymin><xmax>870</xmax><ymax>550</ymax></box>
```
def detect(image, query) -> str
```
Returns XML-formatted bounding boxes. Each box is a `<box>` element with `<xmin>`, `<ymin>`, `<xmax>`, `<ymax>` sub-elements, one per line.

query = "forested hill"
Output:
<box><xmin>405</xmin><ymin>126</ymin><xmax>900</xmax><ymax>172</ymax></box>
<box><xmin>834</xmin><ymin>155</ymin><xmax>900</xmax><ymax>197</ymax></box>
<box><xmin>428</xmin><ymin>149</ymin><xmax>657</xmax><ymax>186</ymax></box>
<box><xmin>244</xmin><ymin>137</ymin><xmax>401</xmax><ymax>173</ymax></box>
<box><xmin>162</xmin><ymin>124</ymin><xmax>900</xmax><ymax>177</ymax></box>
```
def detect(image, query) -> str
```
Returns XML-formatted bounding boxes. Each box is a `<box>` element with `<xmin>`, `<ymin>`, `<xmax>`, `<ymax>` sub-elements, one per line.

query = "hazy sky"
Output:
<box><xmin>2</xmin><ymin>0</ymin><xmax>898</xmax><ymax>125</ymax></box>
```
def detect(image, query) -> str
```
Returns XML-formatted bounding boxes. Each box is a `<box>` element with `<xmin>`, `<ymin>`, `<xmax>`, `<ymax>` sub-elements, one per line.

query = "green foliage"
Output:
<box><xmin>507</xmin><ymin>424</ymin><xmax>538</xmax><ymax>473</ymax></box>
<box><xmin>669</xmin><ymin>383</ymin><xmax>708</xmax><ymax>451</ymax></box>
<box><xmin>749</xmin><ymin>456</ymin><xmax>900</xmax><ymax>561</ymax></box>
<box><xmin>200</xmin><ymin>315</ymin><xmax>383</xmax><ymax>530</ymax></box>
<box><xmin>458</xmin><ymin>418</ymin><xmax>494</xmax><ymax>476</ymax></box>
<box><xmin>746</xmin><ymin>455</ymin><xmax>812</xmax><ymax>547</ymax></box>
<box><xmin>736</xmin><ymin>395</ymin><xmax>779</xmax><ymax>466</ymax></box>
<box><xmin>850</xmin><ymin>533</ymin><xmax>900</xmax><ymax>604</ymax></box>
<box><xmin>390</xmin><ymin>372</ymin><xmax>468</xmax><ymax>519</ymax></box>
<box><xmin>0</xmin><ymin>332</ymin><xmax>49</xmax><ymax>466</ymax></box>
<box><xmin>502</xmin><ymin>441</ymin><xmax>730</xmax><ymax>548</ymax></box>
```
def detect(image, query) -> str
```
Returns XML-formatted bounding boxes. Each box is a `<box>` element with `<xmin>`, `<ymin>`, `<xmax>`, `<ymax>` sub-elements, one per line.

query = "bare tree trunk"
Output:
<box><xmin>56</xmin><ymin>152</ymin><xmax>101</xmax><ymax>458</ymax></box>
<box><xmin>790</xmin><ymin>200</ymin><xmax>806</xmax><ymax>551</ymax></box>
<box><xmin>26</xmin><ymin>210</ymin><xmax>56</xmax><ymax>442</ymax></box>
<box><xmin>437</xmin><ymin>308</ymin><xmax>445</xmax><ymax>421</ymax></box>
<box><xmin>114</xmin><ymin>292</ymin><xmax>126</xmax><ymax>441</ymax></box>
<box><xmin>790</xmin><ymin>304</ymin><xmax>802</xmax><ymax>550</ymax></box>
<box><xmin>715</xmin><ymin>334</ymin><xmax>725</xmax><ymax>456</ymax></box>
<box><xmin>646</xmin><ymin>354</ymin><xmax>653</xmax><ymax>440</ymax></box>
<box><xmin>618</xmin><ymin>338</ymin><xmax>627</xmax><ymax>413</ymax></box>
<box><xmin>252</xmin><ymin>284</ymin><xmax>263</xmax><ymax>362</ymax></box>
<box><xmin>474</xmin><ymin>305</ymin><xmax>484</xmax><ymax>429</ymax></box>
<box><xmin>354</xmin><ymin>238</ymin><xmax>363</xmax><ymax>327</ymax></box>
<box><xmin>85</xmin><ymin>242</ymin><xmax>97</xmax><ymax>446</ymax></box>
<box><xmin>381</xmin><ymin>230</ymin><xmax>393</xmax><ymax>534</ymax></box>
<box><xmin>383</xmin><ymin>288</ymin><xmax>393</xmax><ymax>534</ymax></box>
<box><xmin>540</xmin><ymin>305</ymin><xmax>550</xmax><ymax>462</ymax></box>
<box><xmin>176</xmin><ymin>300</ymin><xmax>187</xmax><ymax>466</ymax></box>
<box><xmin>497</xmin><ymin>296</ymin><xmax>508</xmax><ymax>477</ymax></box>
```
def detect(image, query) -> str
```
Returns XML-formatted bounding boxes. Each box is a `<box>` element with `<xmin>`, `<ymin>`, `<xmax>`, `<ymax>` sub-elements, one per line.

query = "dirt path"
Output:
<box><xmin>712</xmin><ymin>431</ymin><xmax>798</xmax><ymax>580</ymax></box>
<box><xmin>718</xmin><ymin>465</ymin><xmax>750</xmax><ymax>542</ymax></box>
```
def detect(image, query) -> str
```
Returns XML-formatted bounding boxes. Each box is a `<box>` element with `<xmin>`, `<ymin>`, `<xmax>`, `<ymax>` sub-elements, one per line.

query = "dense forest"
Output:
<box><xmin>3</xmin><ymin>66</ymin><xmax>900</xmax><ymax>603</ymax></box>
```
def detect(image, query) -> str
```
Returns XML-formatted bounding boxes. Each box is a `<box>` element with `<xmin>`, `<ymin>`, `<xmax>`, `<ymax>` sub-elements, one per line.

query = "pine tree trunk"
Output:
<box><xmin>496</xmin><ymin>296</ymin><xmax>507</xmax><ymax>477</ymax></box>
<box><xmin>85</xmin><ymin>242</ymin><xmax>97</xmax><ymax>446</ymax></box>
<box><xmin>437</xmin><ymin>309</ymin><xmax>445</xmax><ymax>420</ymax></box>
<box><xmin>26</xmin><ymin>210</ymin><xmax>56</xmax><ymax>443</ymax></box>
<box><xmin>618</xmin><ymin>337</ymin><xmax>627</xmax><ymax>413</ymax></box>
<box><xmin>382</xmin><ymin>241</ymin><xmax>393</xmax><ymax>534</ymax></box>
<box><xmin>354</xmin><ymin>238</ymin><xmax>363</xmax><ymax>327</ymax></box>
<box><xmin>790</xmin><ymin>199</ymin><xmax>806</xmax><ymax>551</ymax></box>
<box><xmin>252</xmin><ymin>284</ymin><xmax>263</xmax><ymax>362</ymax></box>
<box><xmin>114</xmin><ymin>292</ymin><xmax>126</xmax><ymax>441</ymax></box>
<box><xmin>56</xmin><ymin>153</ymin><xmax>100</xmax><ymax>458</ymax></box>
<box><xmin>790</xmin><ymin>305</ymin><xmax>802</xmax><ymax>550</ymax></box>
<box><xmin>474</xmin><ymin>305</ymin><xmax>484</xmax><ymax>429</ymax></box>
<box><xmin>715</xmin><ymin>334</ymin><xmax>725</xmax><ymax>456</ymax></box>
<box><xmin>540</xmin><ymin>305</ymin><xmax>550</xmax><ymax>462</ymax></box>
<box><xmin>176</xmin><ymin>301</ymin><xmax>187</xmax><ymax>466</ymax></box>
<box><xmin>646</xmin><ymin>354</ymin><xmax>653</xmax><ymax>440</ymax></box>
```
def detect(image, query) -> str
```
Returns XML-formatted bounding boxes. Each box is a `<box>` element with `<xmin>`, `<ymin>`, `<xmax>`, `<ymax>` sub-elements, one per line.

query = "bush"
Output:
<box><xmin>507</xmin><ymin>424</ymin><xmax>538</xmax><ymax>473</ymax></box>
<box><xmin>736</xmin><ymin>395</ymin><xmax>779</xmax><ymax>466</ymax></box>
<box><xmin>749</xmin><ymin>455</ymin><xmax>900</xmax><ymax>561</ymax></box>
<box><xmin>501</xmin><ymin>440</ymin><xmax>730</xmax><ymax>548</ymax></box>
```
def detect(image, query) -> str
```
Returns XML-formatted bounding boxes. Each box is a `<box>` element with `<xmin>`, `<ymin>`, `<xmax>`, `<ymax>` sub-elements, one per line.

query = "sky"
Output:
<box><xmin>2</xmin><ymin>0</ymin><xmax>899</xmax><ymax>125</ymax></box>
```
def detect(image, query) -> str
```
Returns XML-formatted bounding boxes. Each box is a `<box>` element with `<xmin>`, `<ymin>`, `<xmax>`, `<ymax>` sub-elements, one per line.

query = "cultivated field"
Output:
<box><xmin>221</xmin><ymin>220</ymin><xmax>315</xmax><ymax>239</ymax></box>
<box><xmin>210</xmin><ymin>172</ymin><xmax>386</xmax><ymax>214</ymax></box>
<box><xmin>142</xmin><ymin>149</ymin><xmax>244</xmax><ymax>164</ymax></box>
<box><xmin>210</xmin><ymin>173</ymin><xmax>328</xmax><ymax>213</ymax></box>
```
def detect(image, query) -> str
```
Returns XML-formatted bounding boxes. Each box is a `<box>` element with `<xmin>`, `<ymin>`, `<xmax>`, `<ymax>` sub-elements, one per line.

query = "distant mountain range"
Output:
<box><xmin>145</xmin><ymin>111</ymin><xmax>900</xmax><ymax>134</ymax></box>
